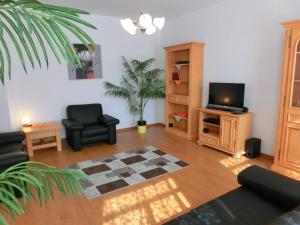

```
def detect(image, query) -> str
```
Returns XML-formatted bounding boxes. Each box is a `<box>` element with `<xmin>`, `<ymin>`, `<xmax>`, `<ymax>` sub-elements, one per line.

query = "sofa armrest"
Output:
<box><xmin>238</xmin><ymin>165</ymin><xmax>300</xmax><ymax>210</ymax></box>
<box><xmin>62</xmin><ymin>119</ymin><xmax>83</xmax><ymax>130</ymax></box>
<box><xmin>100</xmin><ymin>115</ymin><xmax>120</xmax><ymax>126</ymax></box>
<box><xmin>0</xmin><ymin>132</ymin><xmax>25</xmax><ymax>145</ymax></box>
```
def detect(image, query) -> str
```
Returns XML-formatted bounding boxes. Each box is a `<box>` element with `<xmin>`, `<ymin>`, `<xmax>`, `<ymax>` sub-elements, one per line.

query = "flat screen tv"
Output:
<box><xmin>207</xmin><ymin>83</ymin><xmax>245</xmax><ymax>111</ymax></box>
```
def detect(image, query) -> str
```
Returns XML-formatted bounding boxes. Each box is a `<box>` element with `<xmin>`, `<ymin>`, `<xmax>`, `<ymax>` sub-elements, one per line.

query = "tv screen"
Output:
<box><xmin>208</xmin><ymin>83</ymin><xmax>245</xmax><ymax>108</ymax></box>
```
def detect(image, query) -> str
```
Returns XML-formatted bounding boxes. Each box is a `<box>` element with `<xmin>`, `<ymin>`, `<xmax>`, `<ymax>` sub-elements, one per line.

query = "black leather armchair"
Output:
<box><xmin>0</xmin><ymin>131</ymin><xmax>29</xmax><ymax>172</ymax></box>
<box><xmin>62</xmin><ymin>104</ymin><xmax>120</xmax><ymax>151</ymax></box>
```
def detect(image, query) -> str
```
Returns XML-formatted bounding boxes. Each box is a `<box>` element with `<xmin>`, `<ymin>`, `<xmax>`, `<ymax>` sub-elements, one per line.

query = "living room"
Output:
<box><xmin>0</xmin><ymin>0</ymin><xmax>300</xmax><ymax>224</ymax></box>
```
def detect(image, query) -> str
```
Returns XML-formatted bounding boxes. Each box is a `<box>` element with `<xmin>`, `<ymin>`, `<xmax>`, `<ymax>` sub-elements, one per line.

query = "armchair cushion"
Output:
<box><xmin>100</xmin><ymin>114</ymin><xmax>120</xmax><ymax>126</ymax></box>
<box><xmin>0</xmin><ymin>132</ymin><xmax>25</xmax><ymax>145</ymax></box>
<box><xmin>62</xmin><ymin>119</ymin><xmax>84</xmax><ymax>130</ymax></box>
<box><xmin>67</xmin><ymin>104</ymin><xmax>103</xmax><ymax>126</ymax></box>
<box><xmin>82</xmin><ymin>125</ymin><xmax>108</xmax><ymax>137</ymax></box>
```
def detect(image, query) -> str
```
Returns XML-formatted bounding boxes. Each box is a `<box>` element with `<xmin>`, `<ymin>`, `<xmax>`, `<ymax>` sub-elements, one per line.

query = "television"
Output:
<box><xmin>207</xmin><ymin>82</ymin><xmax>245</xmax><ymax>111</ymax></box>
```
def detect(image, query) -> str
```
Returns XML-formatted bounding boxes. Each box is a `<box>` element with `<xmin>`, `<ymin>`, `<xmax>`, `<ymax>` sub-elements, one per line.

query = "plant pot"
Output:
<box><xmin>137</xmin><ymin>121</ymin><xmax>147</xmax><ymax>134</ymax></box>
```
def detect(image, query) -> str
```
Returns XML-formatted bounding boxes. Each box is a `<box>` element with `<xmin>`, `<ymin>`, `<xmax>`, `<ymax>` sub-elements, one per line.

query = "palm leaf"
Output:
<box><xmin>104</xmin><ymin>56</ymin><xmax>165</xmax><ymax>122</ymax></box>
<box><xmin>0</xmin><ymin>0</ymin><xmax>97</xmax><ymax>84</ymax></box>
<box><xmin>121</xmin><ymin>56</ymin><xmax>138</xmax><ymax>83</ymax></box>
<box><xmin>0</xmin><ymin>161</ymin><xmax>90</xmax><ymax>225</ymax></box>
<box><xmin>104</xmin><ymin>82</ymin><xmax>131</xmax><ymax>99</ymax></box>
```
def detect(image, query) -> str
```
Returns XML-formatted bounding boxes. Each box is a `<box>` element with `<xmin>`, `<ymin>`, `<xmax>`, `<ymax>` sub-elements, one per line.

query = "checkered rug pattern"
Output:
<box><xmin>69</xmin><ymin>145</ymin><xmax>189</xmax><ymax>199</ymax></box>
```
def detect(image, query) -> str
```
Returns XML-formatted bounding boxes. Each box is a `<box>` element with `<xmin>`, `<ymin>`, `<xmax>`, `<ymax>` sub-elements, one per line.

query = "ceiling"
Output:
<box><xmin>42</xmin><ymin>0</ymin><xmax>225</xmax><ymax>19</ymax></box>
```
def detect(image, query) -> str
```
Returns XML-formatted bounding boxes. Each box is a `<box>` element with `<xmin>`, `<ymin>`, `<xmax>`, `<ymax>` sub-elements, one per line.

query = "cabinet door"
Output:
<box><xmin>220</xmin><ymin>116</ymin><xmax>236</xmax><ymax>152</ymax></box>
<box><xmin>279</xmin><ymin>29</ymin><xmax>300</xmax><ymax>170</ymax></box>
<box><xmin>288</xmin><ymin>32</ymin><xmax>300</xmax><ymax>108</ymax></box>
<box><xmin>280</xmin><ymin>124</ymin><xmax>300</xmax><ymax>170</ymax></box>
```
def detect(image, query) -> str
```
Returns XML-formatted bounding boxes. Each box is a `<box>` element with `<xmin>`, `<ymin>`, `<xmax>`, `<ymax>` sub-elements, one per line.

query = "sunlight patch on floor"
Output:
<box><xmin>150</xmin><ymin>195</ymin><xmax>182</xmax><ymax>223</ymax></box>
<box><xmin>219</xmin><ymin>156</ymin><xmax>249</xmax><ymax>167</ymax></box>
<box><xmin>103</xmin><ymin>208</ymin><xmax>150</xmax><ymax>225</ymax></box>
<box><xmin>102</xmin><ymin>178</ymin><xmax>191</xmax><ymax>224</ymax></box>
<box><xmin>219</xmin><ymin>156</ymin><xmax>253</xmax><ymax>175</ymax></box>
<box><xmin>102</xmin><ymin>180</ymin><xmax>172</xmax><ymax>216</ymax></box>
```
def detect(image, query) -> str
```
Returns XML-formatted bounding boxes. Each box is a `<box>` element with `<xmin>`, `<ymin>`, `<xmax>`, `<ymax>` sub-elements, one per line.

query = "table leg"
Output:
<box><xmin>26</xmin><ymin>134</ymin><xmax>34</xmax><ymax>157</ymax></box>
<box><xmin>56</xmin><ymin>130</ymin><xmax>62</xmax><ymax>152</ymax></box>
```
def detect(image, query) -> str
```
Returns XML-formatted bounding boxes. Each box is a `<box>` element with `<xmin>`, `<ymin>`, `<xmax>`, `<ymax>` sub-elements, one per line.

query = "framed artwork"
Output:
<box><xmin>68</xmin><ymin>44</ymin><xmax>103</xmax><ymax>80</ymax></box>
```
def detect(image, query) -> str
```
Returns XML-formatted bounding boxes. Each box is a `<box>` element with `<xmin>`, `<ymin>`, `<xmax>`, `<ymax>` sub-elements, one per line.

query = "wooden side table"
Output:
<box><xmin>21</xmin><ymin>122</ymin><xmax>62</xmax><ymax>157</ymax></box>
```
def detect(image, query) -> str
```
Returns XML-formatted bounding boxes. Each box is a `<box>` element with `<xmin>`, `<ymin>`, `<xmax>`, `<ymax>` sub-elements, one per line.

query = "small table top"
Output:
<box><xmin>21</xmin><ymin>122</ymin><xmax>61</xmax><ymax>133</ymax></box>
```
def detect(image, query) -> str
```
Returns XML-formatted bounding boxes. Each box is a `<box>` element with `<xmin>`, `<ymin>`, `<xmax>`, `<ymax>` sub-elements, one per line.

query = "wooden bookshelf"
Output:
<box><xmin>164</xmin><ymin>42</ymin><xmax>205</xmax><ymax>140</ymax></box>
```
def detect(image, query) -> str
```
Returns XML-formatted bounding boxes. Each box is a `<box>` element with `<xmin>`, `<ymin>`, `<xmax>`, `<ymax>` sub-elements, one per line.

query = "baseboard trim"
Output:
<box><xmin>260</xmin><ymin>153</ymin><xmax>274</xmax><ymax>160</ymax></box>
<box><xmin>117</xmin><ymin>123</ymin><xmax>164</xmax><ymax>133</ymax></box>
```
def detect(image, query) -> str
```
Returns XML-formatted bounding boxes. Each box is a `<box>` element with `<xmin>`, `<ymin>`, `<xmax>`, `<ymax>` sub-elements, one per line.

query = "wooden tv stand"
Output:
<box><xmin>197</xmin><ymin>108</ymin><xmax>253</xmax><ymax>157</ymax></box>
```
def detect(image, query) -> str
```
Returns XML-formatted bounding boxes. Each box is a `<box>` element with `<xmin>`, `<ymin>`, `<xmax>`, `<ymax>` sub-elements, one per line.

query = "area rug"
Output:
<box><xmin>69</xmin><ymin>145</ymin><xmax>189</xmax><ymax>199</ymax></box>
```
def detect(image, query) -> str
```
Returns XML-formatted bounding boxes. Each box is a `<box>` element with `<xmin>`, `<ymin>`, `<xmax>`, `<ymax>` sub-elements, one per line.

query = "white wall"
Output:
<box><xmin>0</xmin><ymin>85</ymin><xmax>11</xmax><ymax>131</ymax></box>
<box><xmin>160</xmin><ymin>0</ymin><xmax>300</xmax><ymax>155</ymax></box>
<box><xmin>3</xmin><ymin>14</ymin><xmax>162</xmax><ymax>135</ymax></box>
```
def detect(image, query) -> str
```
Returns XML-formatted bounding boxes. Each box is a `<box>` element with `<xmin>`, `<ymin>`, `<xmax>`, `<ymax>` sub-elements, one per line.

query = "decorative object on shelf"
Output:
<box><xmin>176</xmin><ymin>61</ymin><xmax>190</xmax><ymax>64</ymax></box>
<box><xmin>0</xmin><ymin>0</ymin><xmax>97</xmax><ymax>85</ymax></box>
<box><xmin>22</xmin><ymin>117</ymin><xmax>32</xmax><ymax>127</ymax></box>
<box><xmin>175</xmin><ymin>61</ymin><xmax>189</xmax><ymax>70</ymax></box>
<box><xmin>104</xmin><ymin>57</ymin><xmax>165</xmax><ymax>134</ymax></box>
<box><xmin>172</xmin><ymin>72</ymin><xmax>179</xmax><ymax>80</ymax></box>
<box><xmin>68</xmin><ymin>44</ymin><xmax>102</xmax><ymax>80</ymax></box>
<box><xmin>120</xmin><ymin>13</ymin><xmax>165</xmax><ymax>35</ymax></box>
<box><xmin>175</xmin><ymin>112</ymin><xmax>188</xmax><ymax>118</ymax></box>
<box><xmin>172</xmin><ymin>72</ymin><xmax>181</xmax><ymax>85</ymax></box>
<box><xmin>203</xmin><ymin>128</ymin><xmax>209</xmax><ymax>133</ymax></box>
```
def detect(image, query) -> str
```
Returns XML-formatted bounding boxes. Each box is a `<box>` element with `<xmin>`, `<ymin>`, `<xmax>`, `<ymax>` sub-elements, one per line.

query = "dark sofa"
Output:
<box><xmin>0</xmin><ymin>131</ymin><xmax>29</xmax><ymax>172</ymax></box>
<box><xmin>62</xmin><ymin>104</ymin><xmax>120</xmax><ymax>151</ymax></box>
<box><xmin>165</xmin><ymin>166</ymin><xmax>300</xmax><ymax>225</ymax></box>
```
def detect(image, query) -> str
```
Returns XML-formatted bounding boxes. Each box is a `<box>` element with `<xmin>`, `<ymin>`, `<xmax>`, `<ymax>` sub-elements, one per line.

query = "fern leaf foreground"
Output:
<box><xmin>0</xmin><ymin>161</ymin><xmax>89</xmax><ymax>225</ymax></box>
<box><xmin>0</xmin><ymin>0</ymin><xmax>97</xmax><ymax>84</ymax></box>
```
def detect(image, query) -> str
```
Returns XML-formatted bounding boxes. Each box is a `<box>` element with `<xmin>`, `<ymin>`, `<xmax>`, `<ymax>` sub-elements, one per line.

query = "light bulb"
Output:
<box><xmin>153</xmin><ymin>17</ymin><xmax>165</xmax><ymax>30</ymax></box>
<box><xmin>22</xmin><ymin>117</ymin><xmax>31</xmax><ymax>127</ymax></box>
<box><xmin>145</xmin><ymin>24</ymin><xmax>157</xmax><ymax>35</ymax></box>
<box><xmin>120</xmin><ymin>18</ymin><xmax>137</xmax><ymax>35</ymax></box>
<box><xmin>139</xmin><ymin>13</ymin><xmax>152</xmax><ymax>28</ymax></box>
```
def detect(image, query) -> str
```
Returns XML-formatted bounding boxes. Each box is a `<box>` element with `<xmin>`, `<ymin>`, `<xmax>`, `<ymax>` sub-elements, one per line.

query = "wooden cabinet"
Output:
<box><xmin>197</xmin><ymin>108</ymin><xmax>253</xmax><ymax>157</ymax></box>
<box><xmin>220</xmin><ymin>116</ymin><xmax>236</xmax><ymax>151</ymax></box>
<box><xmin>165</xmin><ymin>42</ymin><xmax>204</xmax><ymax>140</ymax></box>
<box><xmin>272</xmin><ymin>20</ymin><xmax>300</xmax><ymax>179</ymax></box>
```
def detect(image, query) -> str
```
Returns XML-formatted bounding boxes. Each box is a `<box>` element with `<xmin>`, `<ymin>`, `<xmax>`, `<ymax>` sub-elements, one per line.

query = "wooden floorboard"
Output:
<box><xmin>12</xmin><ymin>127</ymin><xmax>272</xmax><ymax>225</ymax></box>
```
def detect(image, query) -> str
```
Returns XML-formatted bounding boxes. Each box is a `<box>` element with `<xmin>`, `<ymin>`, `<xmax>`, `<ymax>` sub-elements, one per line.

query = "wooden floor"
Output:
<box><xmin>13</xmin><ymin>126</ymin><xmax>272</xmax><ymax>225</ymax></box>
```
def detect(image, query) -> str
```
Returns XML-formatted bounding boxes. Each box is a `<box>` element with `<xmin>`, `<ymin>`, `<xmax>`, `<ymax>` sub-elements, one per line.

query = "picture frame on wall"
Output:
<box><xmin>68</xmin><ymin>44</ymin><xmax>103</xmax><ymax>80</ymax></box>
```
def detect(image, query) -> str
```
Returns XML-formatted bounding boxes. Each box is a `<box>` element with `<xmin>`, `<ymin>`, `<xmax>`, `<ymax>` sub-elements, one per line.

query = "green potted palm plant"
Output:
<box><xmin>0</xmin><ymin>0</ymin><xmax>97</xmax><ymax>224</ymax></box>
<box><xmin>104</xmin><ymin>56</ymin><xmax>165</xmax><ymax>134</ymax></box>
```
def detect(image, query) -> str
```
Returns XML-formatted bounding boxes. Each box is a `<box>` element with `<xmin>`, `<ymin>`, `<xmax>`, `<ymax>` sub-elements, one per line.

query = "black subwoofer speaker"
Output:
<box><xmin>244</xmin><ymin>138</ymin><xmax>261</xmax><ymax>159</ymax></box>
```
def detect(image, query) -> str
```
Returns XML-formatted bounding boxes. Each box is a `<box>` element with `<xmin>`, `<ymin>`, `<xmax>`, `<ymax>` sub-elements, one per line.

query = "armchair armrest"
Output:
<box><xmin>100</xmin><ymin>114</ymin><xmax>120</xmax><ymax>126</ymax></box>
<box><xmin>0</xmin><ymin>132</ymin><xmax>25</xmax><ymax>145</ymax></box>
<box><xmin>62</xmin><ymin>119</ymin><xmax>83</xmax><ymax>130</ymax></box>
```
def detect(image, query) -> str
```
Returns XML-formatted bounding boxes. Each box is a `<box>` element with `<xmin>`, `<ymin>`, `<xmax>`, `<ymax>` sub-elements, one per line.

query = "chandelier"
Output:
<box><xmin>120</xmin><ymin>13</ymin><xmax>165</xmax><ymax>35</ymax></box>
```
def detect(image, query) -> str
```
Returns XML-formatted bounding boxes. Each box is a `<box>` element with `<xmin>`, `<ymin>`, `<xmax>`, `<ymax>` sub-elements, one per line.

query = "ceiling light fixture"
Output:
<box><xmin>120</xmin><ymin>13</ymin><xmax>165</xmax><ymax>35</ymax></box>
